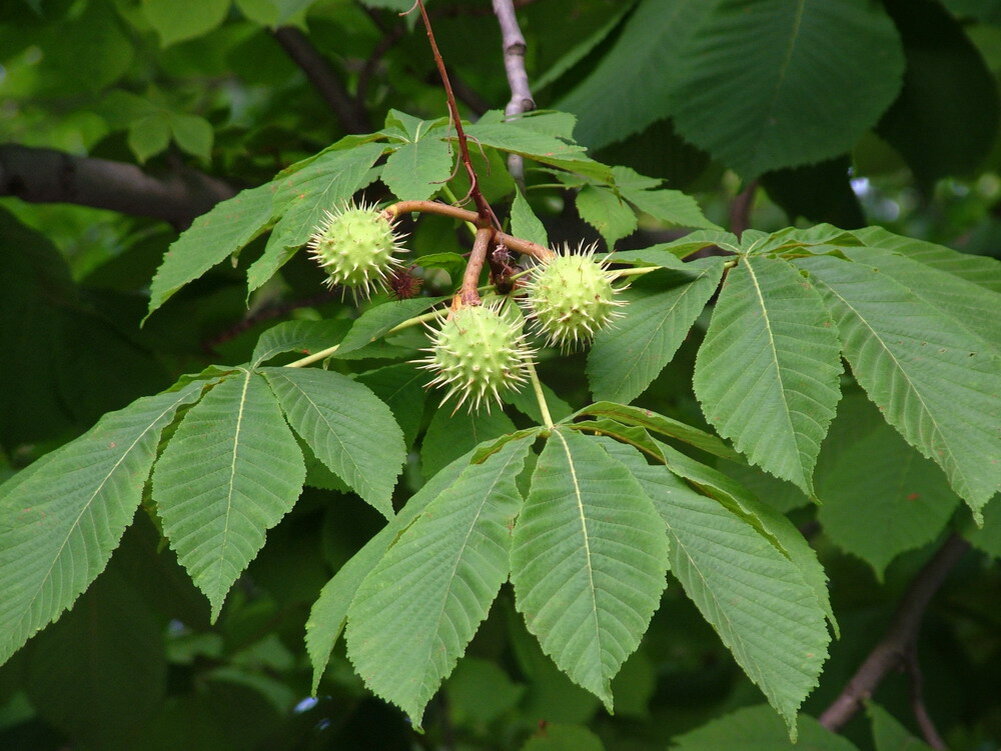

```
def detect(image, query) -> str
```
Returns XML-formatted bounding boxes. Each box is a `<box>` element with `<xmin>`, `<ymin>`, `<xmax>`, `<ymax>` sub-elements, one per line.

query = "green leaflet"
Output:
<box><xmin>251</xmin><ymin>319</ymin><xmax>352</xmax><ymax>366</ymax></box>
<box><xmin>867</xmin><ymin>702</ymin><xmax>934</xmax><ymax>751</ymax></box>
<box><xmin>814</xmin><ymin>395</ymin><xmax>959</xmax><ymax>579</ymax></box>
<box><xmin>146</xmin><ymin>183</ymin><xmax>275</xmax><ymax>319</ymax></box>
<box><xmin>144</xmin><ymin>0</ymin><xmax>228</xmax><ymax>46</ymax></box>
<box><xmin>693</xmin><ymin>255</ymin><xmax>843</xmax><ymax>495</ymax></box>
<box><xmin>669</xmin><ymin>0</ymin><xmax>905</xmax><ymax>178</ymax></box>
<box><xmin>334</xmin><ymin>296</ymin><xmax>446</xmax><ymax>358</ymax></box>
<box><xmin>152</xmin><ymin>370</ymin><xmax>306</xmax><ymax>620</ymax></box>
<box><xmin>260</xmin><ymin>367</ymin><xmax>405</xmax><ymax>518</ymax></box>
<box><xmin>600</xmin><ymin>439</ymin><xmax>830</xmax><ymax>733</ymax></box>
<box><xmin>305</xmin><ymin>446</ymin><xmax>473</xmax><ymax>694</ymax></box>
<box><xmin>799</xmin><ymin>254</ymin><xmax>1001</xmax><ymax>514</ymax></box>
<box><xmin>381</xmin><ymin>132</ymin><xmax>454</xmax><ymax>202</ymax></box>
<box><xmin>658</xmin><ymin>440</ymin><xmax>836</xmax><ymax>634</ymax></box>
<box><xmin>510</xmin><ymin>189</ymin><xmax>550</xmax><ymax>249</ymax></box>
<box><xmin>356</xmin><ymin>362</ymin><xmax>428</xmax><ymax>450</ymax></box>
<box><xmin>576</xmin><ymin>185</ymin><xmax>637</xmax><ymax>247</ymax></box>
<box><xmin>345</xmin><ymin>435</ymin><xmax>534</xmax><ymax>726</ymax></box>
<box><xmin>570</xmin><ymin>402</ymin><xmax>740</xmax><ymax>462</ymax></box>
<box><xmin>0</xmin><ymin>381</ymin><xmax>205</xmax><ymax>664</ymax></box>
<box><xmin>588</xmin><ymin>260</ymin><xmax>724</xmax><ymax>404</ymax></box>
<box><xmin>670</xmin><ymin>704</ymin><xmax>858</xmax><ymax>750</ymax></box>
<box><xmin>510</xmin><ymin>429</ymin><xmax>669</xmax><ymax>709</ymax></box>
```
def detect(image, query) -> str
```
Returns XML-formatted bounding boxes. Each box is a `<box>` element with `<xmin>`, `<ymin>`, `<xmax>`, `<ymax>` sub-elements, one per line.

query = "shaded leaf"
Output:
<box><xmin>670</xmin><ymin>704</ymin><xmax>858</xmax><ymax>749</ymax></box>
<box><xmin>422</xmin><ymin>406</ymin><xmax>517</xmax><ymax>480</ymax></box>
<box><xmin>335</xmin><ymin>296</ymin><xmax>446</xmax><ymax>358</ymax></box>
<box><xmin>511</xmin><ymin>189</ymin><xmax>550</xmax><ymax>248</ymax></box>
<box><xmin>143</xmin><ymin>0</ymin><xmax>229</xmax><ymax>46</ymax></box>
<box><xmin>868</xmin><ymin>702</ymin><xmax>934</xmax><ymax>751</ymax></box>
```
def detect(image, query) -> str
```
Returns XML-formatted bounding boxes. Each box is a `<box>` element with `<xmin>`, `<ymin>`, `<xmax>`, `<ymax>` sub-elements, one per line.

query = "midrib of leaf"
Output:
<box><xmin>216</xmin><ymin>369</ymin><xmax>251</xmax><ymax>589</ymax></box>
<box><xmin>553</xmin><ymin>429</ymin><xmax>601</xmax><ymax>670</ymax></box>
<box><xmin>20</xmin><ymin>388</ymin><xmax>197</xmax><ymax>628</ymax></box>
<box><xmin>743</xmin><ymin>257</ymin><xmax>801</xmax><ymax>483</ymax></box>
<box><xmin>422</xmin><ymin>444</ymin><xmax>525</xmax><ymax>687</ymax></box>
<box><xmin>815</xmin><ymin>279</ymin><xmax>964</xmax><ymax>492</ymax></box>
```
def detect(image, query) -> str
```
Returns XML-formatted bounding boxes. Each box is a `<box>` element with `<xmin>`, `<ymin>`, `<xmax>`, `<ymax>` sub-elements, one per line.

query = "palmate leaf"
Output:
<box><xmin>0</xmin><ymin>382</ymin><xmax>205</xmax><ymax>664</ymax></box>
<box><xmin>381</xmin><ymin>131</ymin><xmax>454</xmax><ymax>202</ymax></box>
<box><xmin>510</xmin><ymin>429</ymin><xmax>669</xmax><ymax>708</ymax></box>
<box><xmin>798</xmin><ymin>254</ymin><xmax>1001</xmax><ymax>514</ymax></box>
<box><xmin>588</xmin><ymin>260</ymin><xmax>724</xmax><ymax>404</ymax></box>
<box><xmin>152</xmin><ymin>370</ymin><xmax>306</xmax><ymax>620</ymax></box>
<box><xmin>146</xmin><ymin>183</ymin><xmax>275</xmax><ymax>318</ymax></box>
<box><xmin>260</xmin><ymin>367</ymin><xmax>405</xmax><ymax>518</ymax></box>
<box><xmin>345</xmin><ymin>435</ymin><xmax>534</xmax><ymax>726</ymax></box>
<box><xmin>305</xmin><ymin>446</ymin><xmax>473</xmax><ymax>693</ymax></box>
<box><xmin>600</xmin><ymin>440</ymin><xmax>830</xmax><ymax>733</ymax></box>
<box><xmin>669</xmin><ymin>0</ymin><xmax>904</xmax><ymax>178</ymax></box>
<box><xmin>693</xmin><ymin>255</ymin><xmax>843</xmax><ymax>495</ymax></box>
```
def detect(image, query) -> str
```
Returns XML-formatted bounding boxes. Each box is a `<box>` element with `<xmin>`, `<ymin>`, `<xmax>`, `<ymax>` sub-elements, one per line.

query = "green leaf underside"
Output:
<box><xmin>382</xmin><ymin>135</ymin><xmax>454</xmax><ymax>202</ymax></box>
<box><xmin>152</xmin><ymin>371</ymin><xmax>306</xmax><ymax>620</ymax></box>
<box><xmin>260</xmin><ymin>367</ymin><xmax>405</xmax><ymax>518</ymax></box>
<box><xmin>867</xmin><ymin>702</ymin><xmax>934</xmax><ymax>751</ymax></box>
<box><xmin>670</xmin><ymin>0</ymin><xmax>905</xmax><ymax>178</ymax></box>
<box><xmin>146</xmin><ymin>183</ymin><xmax>274</xmax><ymax>318</ymax></box>
<box><xmin>510</xmin><ymin>429</ymin><xmax>669</xmax><ymax>708</ymax></box>
<box><xmin>601</xmin><ymin>440</ymin><xmax>829</xmax><ymax>731</ymax></box>
<box><xmin>510</xmin><ymin>189</ymin><xmax>550</xmax><ymax>249</ymax></box>
<box><xmin>814</xmin><ymin>396</ymin><xmax>959</xmax><ymax>578</ymax></box>
<box><xmin>345</xmin><ymin>436</ymin><xmax>534</xmax><ymax>726</ymax></box>
<box><xmin>573</xmin><ymin>402</ymin><xmax>739</xmax><ymax>461</ymax></box>
<box><xmin>251</xmin><ymin>319</ymin><xmax>352</xmax><ymax>366</ymax></box>
<box><xmin>0</xmin><ymin>382</ymin><xmax>204</xmax><ymax>664</ymax></box>
<box><xmin>656</xmin><ymin>442</ymin><xmax>837</xmax><ymax>636</ymax></box>
<box><xmin>694</xmin><ymin>256</ymin><xmax>843</xmax><ymax>494</ymax></box>
<box><xmin>588</xmin><ymin>261</ymin><xmax>723</xmax><ymax>404</ymax></box>
<box><xmin>305</xmin><ymin>447</ymin><xmax>473</xmax><ymax>694</ymax></box>
<box><xmin>569</xmin><ymin>419</ymin><xmax>665</xmax><ymax>463</ymax></box>
<box><xmin>356</xmin><ymin>362</ymin><xmax>428</xmax><ymax>449</ymax></box>
<box><xmin>671</xmin><ymin>704</ymin><xmax>858</xmax><ymax>750</ymax></box>
<box><xmin>268</xmin><ymin>142</ymin><xmax>386</xmax><ymax>250</ymax></box>
<box><xmin>798</xmin><ymin>255</ymin><xmax>1001</xmax><ymax>513</ymax></box>
<box><xmin>850</xmin><ymin>226</ymin><xmax>1001</xmax><ymax>294</ymax></box>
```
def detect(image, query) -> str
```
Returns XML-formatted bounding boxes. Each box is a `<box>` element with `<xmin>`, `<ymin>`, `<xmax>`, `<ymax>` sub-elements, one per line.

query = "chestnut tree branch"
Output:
<box><xmin>460</xmin><ymin>227</ymin><xmax>495</xmax><ymax>305</ymax></box>
<box><xmin>904</xmin><ymin>646</ymin><xmax>949</xmax><ymax>750</ymax></box>
<box><xmin>0</xmin><ymin>143</ymin><xmax>234</xmax><ymax>229</ymax></box>
<box><xmin>272</xmin><ymin>26</ymin><xmax>372</xmax><ymax>134</ymax></box>
<box><xmin>492</xmin><ymin>0</ymin><xmax>535</xmax><ymax>185</ymax></box>
<box><xmin>818</xmin><ymin>533</ymin><xmax>970</xmax><ymax>733</ymax></box>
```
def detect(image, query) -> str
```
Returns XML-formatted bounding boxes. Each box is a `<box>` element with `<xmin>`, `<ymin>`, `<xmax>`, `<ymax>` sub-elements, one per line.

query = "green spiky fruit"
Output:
<box><xmin>523</xmin><ymin>246</ymin><xmax>623</xmax><ymax>349</ymax></box>
<box><xmin>307</xmin><ymin>203</ymin><xmax>405</xmax><ymax>297</ymax></box>
<box><xmin>416</xmin><ymin>304</ymin><xmax>534</xmax><ymax>412</ymax></box>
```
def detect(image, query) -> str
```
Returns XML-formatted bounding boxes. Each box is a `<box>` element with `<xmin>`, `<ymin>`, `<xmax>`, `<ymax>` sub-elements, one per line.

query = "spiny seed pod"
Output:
<box><xmin>522</xmin><ymin>244</ymin><xmax>623</xmax><ymax>350</ymax></box>
<box><xmin>415</xmin><ymin>304</ymin><xmax>535</xmax><ymax>413</ymax></box>
<box><xmin>307</xmin><ymin>202</ymin><xmax>406</xmax><ymax>299</ymax></box>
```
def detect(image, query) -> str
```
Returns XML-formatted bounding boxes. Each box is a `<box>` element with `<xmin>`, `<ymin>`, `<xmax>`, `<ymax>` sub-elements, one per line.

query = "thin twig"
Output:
<box><xmin>904</xmin><ymin>645</ymin><xmax>949</xmax><ymax>750</ymax></box>
<box><xmin>492</xmin><ymin>0</ymin><xmax>535</xmax><ymax>186</ymax></box>
<box><xmin>729</xmin><ymin>178</ymin><xmax>758</xmax><ymax>238</ymax></box>
<box><xmin>0</xmin><ymin>143</ymin><xmax>234</xmax><ymax>230</ymax></box>
<box><xmin>819</xmin><ymin>533</ymin><xmax>969</xmax><ymax>732</ymax></box>
<box><xmin>414</xmin><ymin>0</ymin><xmax>499</xmax><ymax>228</ymax></box>
<box><xmin>272</xmin><ymin>27</ymin><xmax>371</xmax><ymax>134</ymax></box>
<box><xmin>460</xmin><ymin>227</ymin><xmax>495</xmax><ymax>305</ymax></box>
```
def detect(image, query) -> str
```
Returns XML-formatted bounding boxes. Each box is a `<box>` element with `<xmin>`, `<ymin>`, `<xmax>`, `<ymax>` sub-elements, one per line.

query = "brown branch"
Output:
<box><xmin>460</xmin><ymin>227</ymin><xmax>494</xmax><ymax>305</ymax></box>
<box><xmin>415</xmin><ymin>0</ymin><xmax>498</xmax><ymax>228</ymax></box>
<box><xmin>819</xmin><ymin>533</ymin><xmax>970</xmax><ymax>732</ymax></box>
<box><xmin>272</xmin><ymin>26</ymin><xmax>371</xmax><ymax>134</ymax></box>
<box><xmin>0</xmin><ymin>143</ymin><xmax>234</xmax><ymax>229</ymax></box>
<box><xmin>496</xmin><ymin>230</ymin><xmax>555</xmax><ymax>262</ymax></box>
<box><xmin>386</xmin><ymin>200</ymin><xmax>484</xmax><ymax>226</ymax></box>
<box><xmin>729</xmin><ymin>178</ymin><xmax>758</xmax><ymax>238</ymax></box>
<box><xmin>904</xmin><ymin>646</ymin><xmax>949</xmax><ymax>750</ymax></box>
<box><xmin>492</xmin><ymin>0</ymin><xmax>535</xmax><ymax>185</ymax></box>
